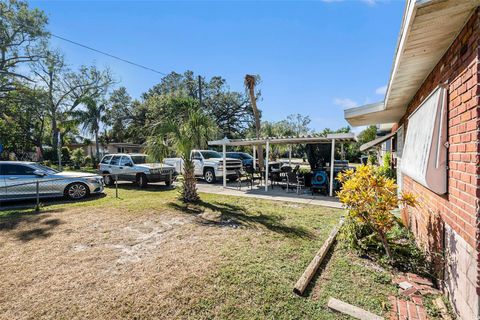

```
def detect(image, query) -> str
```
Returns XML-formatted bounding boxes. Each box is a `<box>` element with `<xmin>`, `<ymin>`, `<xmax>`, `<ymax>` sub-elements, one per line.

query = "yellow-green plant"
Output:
<box><xmin>337</xmin><ymin>164</ymin><xmax>416</xmax><ymax>260</ymax></box>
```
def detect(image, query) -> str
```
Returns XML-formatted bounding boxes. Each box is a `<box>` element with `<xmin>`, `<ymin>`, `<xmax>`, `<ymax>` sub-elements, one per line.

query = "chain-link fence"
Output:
<box><xmin>0</xmin><ymin>173</ymin><xmax>109</xmax><ymax>211</ymax></box>
<box><xmin>0</xmin><ymin>170</ymin><xmax>178</xmax><ymax>211</ymax></box>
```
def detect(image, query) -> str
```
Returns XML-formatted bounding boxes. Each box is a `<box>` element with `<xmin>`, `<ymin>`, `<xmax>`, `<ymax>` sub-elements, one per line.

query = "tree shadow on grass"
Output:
<box><xmin>106</xmin><ymin>182</ymin><xmax>176</xmax><ymax>193</ymax></box>
<box><xmin>168</xmin><ymin>200</ymin><xmax>313</xmax><ymax>239</ymax></box>
<box><xmin>0</xmin><ymin>209</ymin><xmax>65</xmax><ymax>242</ymax></box>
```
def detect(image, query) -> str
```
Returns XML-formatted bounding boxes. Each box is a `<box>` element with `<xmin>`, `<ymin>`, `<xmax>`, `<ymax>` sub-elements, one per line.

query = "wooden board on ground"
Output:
<box><xmin>327</xmin><ymin>297</ymin><xmax>384</xmax><ymax>320</ymax></box>
<box><xmin>293</xmin><ymin>218</ymin><xmax>344</xmax><ymax>295</ymax></box>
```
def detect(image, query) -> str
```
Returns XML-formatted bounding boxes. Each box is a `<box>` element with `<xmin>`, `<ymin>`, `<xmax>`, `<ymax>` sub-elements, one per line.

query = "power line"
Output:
<box><xmin>51</xmin><ymin>34</ymin><xmax>168</xmax><ymax>76</ymax></box>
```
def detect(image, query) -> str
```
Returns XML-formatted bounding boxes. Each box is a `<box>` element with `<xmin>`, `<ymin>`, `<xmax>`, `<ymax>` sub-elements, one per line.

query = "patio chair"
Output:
<box><xmin>245</xmin><ymin>166</ymin><xmax>262</xmax><ymax>189</ymax></box>
<box><xmin>234</xmin><ymin>169</ymin><xmax>244</xmax><ymax>190</ymax></box>
<box><xmin>296</xmin><ymin>172</ymin><xmax>305</xmax><ymax>195</ymax></box>
<box><xmin>280</xmin><ymin>165</ymin><xmax>292</xmax><ymax>192</ymax></box>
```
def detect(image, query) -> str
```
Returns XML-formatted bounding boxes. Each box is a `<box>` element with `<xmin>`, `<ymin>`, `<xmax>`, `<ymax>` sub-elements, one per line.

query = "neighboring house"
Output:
<box><xmin>68</xmin><ymin>142</ymin><xmax>144</xmax><ymax>158</ymax></box>
<box><xmin>344</xmin><ymin>1</ymin><xmax>479</xmax><ymax>319</ymax></box>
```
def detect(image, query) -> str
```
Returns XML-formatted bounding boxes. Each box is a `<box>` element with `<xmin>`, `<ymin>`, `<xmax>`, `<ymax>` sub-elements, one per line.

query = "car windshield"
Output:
<box><xmin>130</xmin><ymin>155</ymin><xmax>148</xmax><ymax>164</ymax></box>
<box><xmin>200</xmin><ymin>151</ymin><xmax>222</xmax><ymax>159</ymax></box>
<box><xmin>30</xmin><ymin>163</ymin><xmax>59</xmax><ymax>174</ymax></box>
<box><xmin>240</xmin><ymin>153</ymin><xmax>253</xmax><ymax>160</ymax></box>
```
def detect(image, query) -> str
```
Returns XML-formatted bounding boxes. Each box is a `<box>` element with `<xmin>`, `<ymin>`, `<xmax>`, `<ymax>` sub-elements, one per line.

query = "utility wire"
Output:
<box><xmin>51</xmin><ymin>34</ymin><xmax>168</xmax><ymax>76</ymax></box>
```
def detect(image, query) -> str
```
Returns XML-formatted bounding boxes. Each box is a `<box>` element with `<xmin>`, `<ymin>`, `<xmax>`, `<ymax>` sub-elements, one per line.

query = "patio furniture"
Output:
<box><xmin>234</xmin><ymin>169</ymin><xmax>244</xmax><ymax>190</ymax></box>
<box><xmin>296</xmin><ymin>172</ymin><xmax>305</xmax><ymax>195</ymax></box>
<box><xmin>245</xmin><ymin>166</ymin><xmax>262</xmax><ymax>189</ymax></box>
<box><xmin>282</xmin><ymin>165</ymin><xmax>303</xmax><ymax>193</ymax></box>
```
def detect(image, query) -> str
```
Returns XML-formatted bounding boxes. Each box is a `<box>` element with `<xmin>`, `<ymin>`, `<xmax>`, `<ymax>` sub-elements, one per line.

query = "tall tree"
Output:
<box><xmin>141</xmin><ymin>71</ymin><xmax>254</xmax><ymax>139</ymax></box>
<box><xmin>203</xmin><ymin>76</ymin><xmax>254</xmax><ymax>138</ymax></box>
<box><xmin>0</xmin><ymin>84</ymin><xmax>48</xmax><ymax>159</ymax></box>
<box><xmin>73</xmin><ymin>96</ymin><xmax>106</xmax><ymax>162</ymax></box>
<box><xmin>286</xmin><ymin>114</ymin><xmax>311</xmax><ymax>137</ymax></box>
<box><xmin>0</xmin><ymin>0</ymin><xmax>48</xmax><ymax>95</ymax></box>
<box><xmin>32</xmin><ymin>50</ymin><xmax>114</xmax><ymax>164</ymax></box>
<box><xmin>147</xmin><ymin>102</ymin><xmax>217</xmax><ymax>203</ymax></box>
<box><xmin>106</xmin><ymin>86</ymin><xmax>133</xmax><ymax>142</ymax></box>
<box><xmin>244</xmin><ymin>74</ymin><xmax>264</xmax><ymax>167</ymax></box>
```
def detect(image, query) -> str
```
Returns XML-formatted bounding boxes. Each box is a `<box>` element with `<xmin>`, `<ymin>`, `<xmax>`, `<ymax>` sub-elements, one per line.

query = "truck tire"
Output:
<box><xmin>204</xmin><ymin>168</ymin><xmax>216</xmax><ymax>184</ymax></box>
<box><xmin>104</xmin><ymin>173</ymin><xmax>114</xmax><ymax>186</ymax></box>
<box><xmin>137</xmin><ymin>173</ymin><xmax>148</xmax><ymax>188</ymax></box>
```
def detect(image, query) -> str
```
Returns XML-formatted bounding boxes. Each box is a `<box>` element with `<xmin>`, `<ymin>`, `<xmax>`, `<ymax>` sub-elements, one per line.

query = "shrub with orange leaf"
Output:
<box><xmin>337</xmin><ymin>164</ymin><xmax>417</xmax><ymax>260</ymax></box>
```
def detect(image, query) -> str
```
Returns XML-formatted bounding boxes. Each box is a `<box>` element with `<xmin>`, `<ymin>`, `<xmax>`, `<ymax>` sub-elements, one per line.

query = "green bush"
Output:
<box><xmin>378</xmin><ymin>152</ymin><xmax>396</xmax><ymax>180</ymax></box>
<box><xmin>71</xmin><ymin>148</ymin><xmax>85</xmax><ymax>167</ymax></box>
<box><xmin>84</xmin><ymin>155</ymin><xmax>93</xmax><ymax>167</ymax></box>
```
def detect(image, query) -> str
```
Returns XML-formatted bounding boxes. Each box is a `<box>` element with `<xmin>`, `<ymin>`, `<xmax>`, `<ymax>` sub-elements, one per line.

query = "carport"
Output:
<box><xmin>208</xmin><ymin>133</ymin><xmax>356</xmax><ymax>196</ymax></box>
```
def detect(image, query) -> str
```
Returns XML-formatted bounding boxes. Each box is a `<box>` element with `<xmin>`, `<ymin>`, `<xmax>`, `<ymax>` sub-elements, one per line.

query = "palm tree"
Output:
<box><xmin>73</xmin><ymin>96</ymin><xmax>106</xmax><ymax>163</ymax></box>
<box><xmin>147</xmin><ymin>108</ymin><xmax>217</xmax><ymax>203</ymax></box>
<box><xmin>244</xmin><ymin>74</ymin><xmax>264</xmax><ymax>168</ymax></box>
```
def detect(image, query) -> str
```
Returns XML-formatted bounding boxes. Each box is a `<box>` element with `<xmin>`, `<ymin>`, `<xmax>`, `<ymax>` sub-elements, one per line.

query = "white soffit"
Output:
<box><xmin>345</xmin><ymin>0</ymin><xmax>478</xmax><ymax>127</ymax></box>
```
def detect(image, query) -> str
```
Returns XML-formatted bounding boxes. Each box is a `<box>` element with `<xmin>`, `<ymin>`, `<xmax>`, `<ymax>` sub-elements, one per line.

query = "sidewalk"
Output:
<box><xmin>196</xmin><ymin>182</ymin><xmax>343</xmax><ymax>209</ymax></box>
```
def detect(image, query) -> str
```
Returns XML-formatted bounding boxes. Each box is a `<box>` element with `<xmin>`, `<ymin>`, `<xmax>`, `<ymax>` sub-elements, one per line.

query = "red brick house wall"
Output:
<box><xmin>398</xmin><ymin>8</ymin><xmax>479</xmax><ymax>320</ymax></box>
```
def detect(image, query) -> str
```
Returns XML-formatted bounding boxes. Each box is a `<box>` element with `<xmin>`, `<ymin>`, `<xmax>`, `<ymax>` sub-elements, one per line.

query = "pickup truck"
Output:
<box><xmin>164</xmin><ymin>150</ymin><xmax>243</xmax><ymax>184</ymax></box>
<box><xmin>98</xmin><ymin>153</ymin><xmax>176</xmax><ymax>188</ymax></box>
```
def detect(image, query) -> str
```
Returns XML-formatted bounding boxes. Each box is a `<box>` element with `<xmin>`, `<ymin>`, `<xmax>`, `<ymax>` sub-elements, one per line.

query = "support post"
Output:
<box><xmin>289</xmin><ymin>146</ymin><xmax>292</xmax><ymax>166</ymax></box>
<box><xmin>329</xmin><ymin>138</ymin><xmax>335</xmax><ymax>197</ymax></box>
<box><xmin>341</xmin><ymin>143</ymin><xmax>344</xmax><ymax>160</ymax></box>
<box><xmin>115</xmin><ymin>174</ymin><xmax>119</xmax><ymax>198</ymax></box>
<box><xmin>223</xmin><ymin>144</ymin><xmax>226</xmax><ymax>188</ymax></box>
<box><xmin>265</xmin><ymin>140</ymin><xmax>269</xmax><ymax>191</ymax></box>
<box><xmin>253</xmin><ymin>145</ymin><xmax>256</xmax><ymax>170</ymax></box>
<box><xmin>35</xmin><ymin>180</ymin><xmax>40</xmax><ymax>212</ymax></box>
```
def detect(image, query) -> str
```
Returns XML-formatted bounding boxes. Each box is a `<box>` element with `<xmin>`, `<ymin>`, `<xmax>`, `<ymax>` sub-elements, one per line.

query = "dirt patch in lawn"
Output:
<box><xmin>0</xmin><ymin>206</ymin><xmax>233</xmax><ymax>319</ymax></box>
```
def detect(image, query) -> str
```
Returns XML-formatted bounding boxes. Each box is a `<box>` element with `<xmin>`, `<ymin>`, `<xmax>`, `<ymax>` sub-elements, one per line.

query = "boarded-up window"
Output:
<box><xmin>400</xmin><ymin>86</ymin><xmax>447</xmax><ymax>194</ymax></box>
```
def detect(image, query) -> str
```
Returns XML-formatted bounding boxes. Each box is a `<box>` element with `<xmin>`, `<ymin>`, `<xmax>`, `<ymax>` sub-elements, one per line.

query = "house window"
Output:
<box><xmin>400</xmin><ymin>86</ymin><xmax>448</xmax><ymax>194</ymax></box>
<box><xmin>117</xmin><ymin>147</ymin><xmax>125</xmax><ymax>153</ymax></box>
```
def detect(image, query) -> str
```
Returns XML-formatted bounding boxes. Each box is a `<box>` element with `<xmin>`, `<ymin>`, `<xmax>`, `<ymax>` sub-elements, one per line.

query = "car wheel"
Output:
<box><xmin>64</xmin><ymin>182</ymin><xmax>89</xmax><ymax>200</ymax></box>
<box><xmin>204</xmin><ymin>168</ymin><xmax>216</xmax><ymax>184</ymax></box>
<box><xmin>104</xmin><ymin>174</ymin><xmax>114</xmax><ymax>186</ymax></box>
<box><xmin>137</xmin><ymin>173</ymin><xmax>148</xmax><ymax>188</ymax></box>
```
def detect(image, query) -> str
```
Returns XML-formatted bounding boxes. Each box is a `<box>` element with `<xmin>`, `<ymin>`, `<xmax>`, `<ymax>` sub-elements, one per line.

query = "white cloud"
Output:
<box><xmin>375</xmin><ymin>85</ymin><xmax>387</xmax><ymax>95</ymax></box>
<box><xmin>334</xmin><ymin>98</ymin><xmax>358</xmax><ymax>109</ymax></box>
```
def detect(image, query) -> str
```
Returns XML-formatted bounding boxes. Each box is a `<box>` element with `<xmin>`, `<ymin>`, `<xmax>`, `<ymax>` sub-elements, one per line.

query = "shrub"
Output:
<box><xmin>367</xmin><ymin>153</ymin><xmax>377</xmax><ymax>165</ymax></box>
<box><xmin>84</xmin><ymin>155</ymin><xmax>93</xmax><ymax>167</ymax></box>
<box><xmin>337</xmin><ymin>164</ymin><xmax>417</xmax><ymax>261</ymax></box>
<box><xmin>378</xmin><ymin>152</ymin><xmax>396</xmax><ymax>180</ymax></box>
<box><xmin>71</xmin><ymin>148</ymin><xmax>85</xmax><ymax>167</ymax></box>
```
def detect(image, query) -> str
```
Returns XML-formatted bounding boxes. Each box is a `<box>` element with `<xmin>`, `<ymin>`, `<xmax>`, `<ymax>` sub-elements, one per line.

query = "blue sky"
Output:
<box><xmin>30</xmin><ymin>0</ymin><xmax>405</xmax><ymax>132</ymax></box>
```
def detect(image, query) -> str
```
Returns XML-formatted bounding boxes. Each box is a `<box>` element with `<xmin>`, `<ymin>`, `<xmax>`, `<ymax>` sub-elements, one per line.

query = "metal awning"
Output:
<box><xmin>360</xmin><ymin>131</ymin><xmax>396</xmax><ymax>152</ymax></box>
<box><xmin>208</xmin><ymin>133</ymin><xmax>356</xmax><ymax>196</ymax></box>
<box><xmin>208</xmin><ymin>133</ymin><xmax>356</xmax><ymax>147</ymax></box>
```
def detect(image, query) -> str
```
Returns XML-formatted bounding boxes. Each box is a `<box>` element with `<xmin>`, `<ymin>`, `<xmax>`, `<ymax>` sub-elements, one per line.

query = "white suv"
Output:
<box><xmin>98</xmin><ymin>154</ymin><xmax>176</xmax><ymax>188</ymax></box>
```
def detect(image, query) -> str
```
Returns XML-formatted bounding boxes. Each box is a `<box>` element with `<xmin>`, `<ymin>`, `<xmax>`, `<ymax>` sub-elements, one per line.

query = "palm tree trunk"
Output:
<box><xmin>181</xmin><ymin>158</ymin><xmax>199</xmax><ymax>203</ymax></box>
<box><xmin>94</xmin><ymin>130</ymin><xmax>100</xmax><ymax>164</ymax></box>
<box><xmin>248</xmin><ymin>85</ymin><xmax>264</xmax><ymax>169</ymax></box>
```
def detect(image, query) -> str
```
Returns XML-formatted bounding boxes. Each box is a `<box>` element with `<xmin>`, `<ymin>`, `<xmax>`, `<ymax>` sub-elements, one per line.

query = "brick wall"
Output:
<box><xmin>398</xmin><ymin>8</ymin><xmax>479</xmax><ymax>320</ymax></box>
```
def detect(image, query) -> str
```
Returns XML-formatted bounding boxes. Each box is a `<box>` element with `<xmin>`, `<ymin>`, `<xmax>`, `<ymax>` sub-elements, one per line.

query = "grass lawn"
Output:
<box><xmin>0</xmin><ymin>184</ymin><xmax>398</xmax><ymax>319</ymax></box>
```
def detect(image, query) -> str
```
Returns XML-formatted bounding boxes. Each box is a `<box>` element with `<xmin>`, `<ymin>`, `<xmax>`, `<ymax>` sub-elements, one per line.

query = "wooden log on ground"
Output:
<box><xmin>327</xmin><ymin>297</ymin><xmax>384</xmax><ymax>320</ymax></box>
<box><xmin>293</xmin><ymin>218</ymin><xmax>344</xmax><ymax>295</ymax></box>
